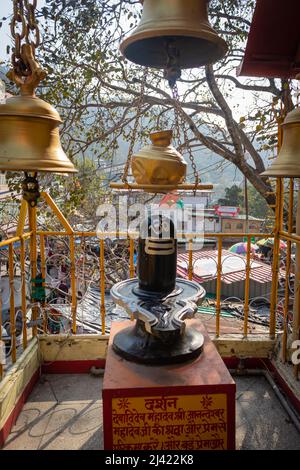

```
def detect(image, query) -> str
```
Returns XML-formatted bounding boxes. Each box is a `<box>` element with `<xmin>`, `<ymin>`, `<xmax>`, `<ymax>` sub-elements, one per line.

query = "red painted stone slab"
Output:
<box><xmin>103</xmin><ymin>320</ymin><xmax>236</xmax><ymax>451</ymax></box>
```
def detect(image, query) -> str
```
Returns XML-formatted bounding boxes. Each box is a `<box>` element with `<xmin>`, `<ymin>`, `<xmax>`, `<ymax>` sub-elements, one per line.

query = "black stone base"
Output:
<box><xmin>112</xmin><ymin>320</ymin><xmax>204</xmax><ymax>365</ymax></box>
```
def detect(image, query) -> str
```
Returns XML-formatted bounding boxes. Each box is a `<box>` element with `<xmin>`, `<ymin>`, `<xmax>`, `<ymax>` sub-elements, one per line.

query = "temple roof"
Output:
<box><xmin>238</xmin><ymin>0</ymin><xmax>300</xmax><ymax>78</ymax></box>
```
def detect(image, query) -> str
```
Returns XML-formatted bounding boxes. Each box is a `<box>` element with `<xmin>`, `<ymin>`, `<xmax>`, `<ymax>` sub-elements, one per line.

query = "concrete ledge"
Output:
<box><xmin>39</xmin><ymin>334</ymin><xmax>109</xmax><ymax>363</ymax></box>
<box><xmin>38</xmin><ymin>333</ymin><xmax>275</xmax><ymax>362</ymax></box>
<box><xmin>0</xmin><ymin>338</ymin><xmax>40</xmax><ymax>447</ymax></box>
<box><xmin>213</xmin><ymin>335</ymin><xmax>275</xmax><ymax>358</ymax></box>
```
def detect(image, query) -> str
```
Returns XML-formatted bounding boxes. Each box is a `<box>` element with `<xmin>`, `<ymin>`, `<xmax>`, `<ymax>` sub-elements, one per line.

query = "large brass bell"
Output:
<box><xmin>262</xmin><ymin>108</ymin><xmax>300</xmax><ymax>177</ymax></box>
<box><xmin>120</xmin><ymin>0</ymin><xmax>227</xmax><ymax>69</ymax></box>
<box><xmin>0</xmin><ymin>94</ymin><xmax>77</xmax><ymax>173</ymax></box>
<box><xmin>131</xmin><ymin>130</ymin><xmax>187</xmax><ymax>188</ymax></box>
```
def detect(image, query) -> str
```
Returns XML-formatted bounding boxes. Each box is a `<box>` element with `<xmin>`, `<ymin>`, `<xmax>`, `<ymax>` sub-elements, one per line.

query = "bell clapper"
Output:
<box><xmin>163</xmin><ymin>39</ymin><xmax>182</xmax><ymax>88</ymax></box>
<box><xmin>22</xmin><ymin>172</ymin><xmax>41</xmax><ymax>208</ymax></box>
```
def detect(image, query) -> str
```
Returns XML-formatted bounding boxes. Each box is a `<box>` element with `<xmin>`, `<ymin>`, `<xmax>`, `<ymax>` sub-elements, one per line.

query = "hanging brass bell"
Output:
<box><xmin>0</xmin><ymin>94</ymin><xmax>77</xmax><ymax>173</ymax></box>
<box><xmin>262</xmin><ymin>108</ymin><xmax>300</xmax><ymax>177</ymax></box>
<box><xmin>131</xmin><ymin>130</ymin><xmax>187</xmax><ymax>188</ymax></box>
<box><xmin>120</xmin><ymin>0</ymin><xmax>227</xmax><ymax>69</ymax></box>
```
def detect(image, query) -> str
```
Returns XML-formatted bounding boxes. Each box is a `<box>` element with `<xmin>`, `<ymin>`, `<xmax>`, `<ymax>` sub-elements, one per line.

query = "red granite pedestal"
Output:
<box><xmin>103</xmin><ymin>320</ymin><xmax>236</xmax><ymax>451</ymax></box>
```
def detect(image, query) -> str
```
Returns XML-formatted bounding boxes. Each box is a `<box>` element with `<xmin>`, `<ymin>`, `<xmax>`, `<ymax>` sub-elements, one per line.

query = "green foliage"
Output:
<box><xmin>218</xmin><ymin>184</ymin><xmax>244</xmax><ymax>207</ymax></box>
<box><xmin>247</xmin><ymin>185</ymin><xmax>272</xmax><ymax>219</ymax></box>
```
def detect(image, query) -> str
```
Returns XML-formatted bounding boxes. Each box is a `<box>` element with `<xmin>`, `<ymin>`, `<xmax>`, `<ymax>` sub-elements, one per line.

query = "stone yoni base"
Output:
<box><xmin>103</xmin><ymin>320</ymin><xmax>236</xmax><ymax>451</ymax></box>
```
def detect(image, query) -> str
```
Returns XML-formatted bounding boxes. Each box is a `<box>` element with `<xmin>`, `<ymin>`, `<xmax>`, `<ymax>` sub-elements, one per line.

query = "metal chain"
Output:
<box><xmin>171</xmin><ymin>84</ymin><xmax>182</xmax><ymax>149</ymax></box>
<box><xmin>24</xmin><ymin>0</ymin><xmax>40</xmax><ymax>51</ymax></box>
<box><xmin>122</xmin><ymin>67</ymin><xmax>148</xmax><ymax>184</ymax></box>
<box><xmin>10</xmin><ymin>0</ymin><xmax>40</xmax><ymax>77</ymax></box>
<box><xmin>172</xmin><ymin>84</ymin><xmax>200</xmax><ymax>189</ymax></box>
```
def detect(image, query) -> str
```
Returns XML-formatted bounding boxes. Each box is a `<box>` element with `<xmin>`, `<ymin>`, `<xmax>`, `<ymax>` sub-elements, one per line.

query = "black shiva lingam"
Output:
<box><xmin>111</xmin><ymin>213</ymin><xmax>205</xmax><ymax>364</ymax></box>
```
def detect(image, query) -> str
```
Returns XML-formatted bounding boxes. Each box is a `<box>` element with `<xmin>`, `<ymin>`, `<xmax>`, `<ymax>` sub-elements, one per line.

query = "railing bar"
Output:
<box><xmin>100</xmin><ymin>239</ymin><xmax>106</xmax><ymax>335</ymax></box>
<box><xmin>0</xmin><ymin>287</ymin><xmax>3</xmax><ymax>379</ymax></box>
<box><xmin>9</xmin><ymin>244</ymin><xmax>16</xmax><ymax>363</ymax></box>
<box><xmin>269</xmin><ymin>178</ymin><xmax>283</xmax><ymax>339</ymax></box>
<box><xmin>282</xmin><ymin>178</ymin><xmax>294</xmax><ymax>362</ymax></box>
<box><xmin>29</xmin><ymin>207</ymin><xmax>38</xmax><ymax>337</ymax></box>
<box><xmin>0</xmin><ymin>232</ymin><xmax>32</xmax><ymax>248</ymax></box>
<box><xmin>129</xmin><ymin>239</ymin><xmax>135</xmax><ymax>279</ymax></box>
<box><xmin>188</xmin><ymin>240</ymin><xmax>193</xmax><ymax>281</ymax></box>
<box><xmin>243</xmin><ymin>236</ymin><xmax>251</xmax><ymax>338</ymax></box>
<box><xmin>216</xmin><ymin>237</ymin><xmax>222</xmax><ymax>338</ymax></box>
<box><xmin>280</xmin><ymin>231</ymin><xmax>300</xmax><ymax>244</ymax></box>
<box><xmin>70</xmin><ymin>235</ymin><xmax>77</xmax><ymax>334</ymax></box>
<box><xmin>40</xmin><ymin>234</ymin><xmax>47</xmax><ymax>333</ymax></box>
<box><xmin>20</xmin><ymin>237</ymin><xmax>27</xmax><ymax>350</ymax></box>
<box><xmin>35</xmin><ymin>231</ymin><xmax>273</xmax><ymax>239</ymax></box>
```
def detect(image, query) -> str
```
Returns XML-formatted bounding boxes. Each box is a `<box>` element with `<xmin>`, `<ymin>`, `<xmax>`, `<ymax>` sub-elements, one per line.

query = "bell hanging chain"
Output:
<box><xmin>172</xmin><ymin>84</ymin><xmax>200</xmax><ymax>191</ymax></box>
<box><xmin>8</xmin><ymin>0</ymin><xmax>46</xmax><ymax>96</ymax></box>
<box><xmin>163</xmin><ymin>40</ymin><xmax>181</xmax><ymax>89</ymax></box>
<box><xmin>122</xmin><ymin>67</ymin><xmax>148</xmax><ymax>185</ymax></box>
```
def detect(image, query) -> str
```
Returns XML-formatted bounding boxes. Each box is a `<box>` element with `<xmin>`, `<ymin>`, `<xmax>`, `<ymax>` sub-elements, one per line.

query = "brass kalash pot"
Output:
<box><xmin>261</xmin><ymin>108</ymin><xmax>300</xmax><ymax>177</ymax></box>
<box><xmin>131</xmin><ymin>130</ymin><xmax>187</xmax><ymax>189</ymax></box>
<box><xmin>120</xmin><ymin>0</ymin><xmax>227</xmax><ymax>69</ymax></box>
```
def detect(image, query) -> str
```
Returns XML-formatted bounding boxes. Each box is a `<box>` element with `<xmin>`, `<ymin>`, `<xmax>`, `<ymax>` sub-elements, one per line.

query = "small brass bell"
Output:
<box><xmin>262</xmin><ymin>108</ymin><xmax>300</xmax><ymax>177</ymax></box>
<box><xmin>131</xmin><ymin>130</ymin><xmax>187</xmax><ymax>188</ymax></box>
<box><xmin>120</xmin><ymin>0</ymin><xmax>227</xmax><ymax>69</ymax></box>
<box><xmin>0</xmin><ymin>94</ymin><xmax>77</xmax><ymax>173</ymax></box>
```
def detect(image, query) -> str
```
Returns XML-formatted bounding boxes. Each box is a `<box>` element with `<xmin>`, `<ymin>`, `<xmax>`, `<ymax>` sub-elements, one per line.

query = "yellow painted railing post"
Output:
<box><xmin>100</xmin><ymin>239</ymin><xmax>106</xmax><ymax>335</ymax></box>
<box><xmin>70</xmin><ymin>235</ymin><xmax>77</xmax><ymax>334</ymax></box>
<box><xmin>0</xmin><ymin>291</ymin><xmax>3</xmax><ymax>379</ymax></box>
<box><xmin>293</xmin><ymin>187</ymin><xmax>300</xmax><ymax>378</ymax></box>
<box><xmin>40</xmin><ymin>234</ymin><xmax>47</xmax><ymax>333</ymax></box>
<box><xmin>282</xmin><ymin>178</ymin><xmax>294</xmax><ymax>362</ymax></box>
<box><xmin>188</xmin><ymin>240</ymin><xmax>193</xmax><ymax>281</ymax></box>
<box><xmin>20</xmin><ymin>236</ymin><xmax>28</xmax><ymax>350</ymax></box>
<box><xmin>216</xmin><ymin>237</ymin><xmax>222</xmax><ymax>338</ymax></box>
<box><xmin>243</xmin><ymin>236</ymin><xmax>251</xmax><ymax>338</ymax></box>
<box><xmin>28</xmin><ymin>205</ymin><xmax>38</xmax><ymax>337</ymax></box>
<box><xmin>16</xmin><ymin>199</ymin><xmax>28</xmax><ymax>237</ymax></box>
<box><xmin>8</xmin><ymin>244</ymin><xmax>16</xmax><ymax>363</ymax></box>
<box><xmin>129</xmin><ymin>238</ymin><xmax>135</xmax><ymax>279</ymax></box>
<box><xmin>269</xmin><ymin>178</ymin><xmax>283</xmax><ymax>339</ymax></box>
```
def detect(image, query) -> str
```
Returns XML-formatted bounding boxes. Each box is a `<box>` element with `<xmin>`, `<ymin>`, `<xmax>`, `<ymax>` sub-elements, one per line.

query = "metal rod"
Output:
<box><xmin>110</xmin><ymin>182</ymin><xmax>214</xmax><ymax>191</ymax></box>
<box><xmin>69</xmin><ymin>234</ymin><xmax>77</xmax><ymax>334</ymax></box>
<box><xmin>229</xmin><ymin>368</ymin><xmax>300</xmax><ymax>433</ymax></box>
<box><xmin>188</xmin><ymin>240</ymin><xmax>193</xmax><ymax>281</ymax></box>
<box><xmin>216</xmin><ymin>237</ymin><xmax>222</xmax><ymax>338</ymax></box>
<box><xmin>0</xmin><ymin>232</ymin><xmax>32</xmax><ymax>248</ymax></box>
<box><xmin>129</xmin><ymin>239</ymin><xmax>135</xmax><ymax>279</ymax></box>
<box><xmin>28</xmin><ymin>205</ymin><xmax>38</xmax><ymax>337</ymax></box>
<box><xmin>40</xmin><ymin>234</ymin><xmax>47</xmax><ymax>333</ymax></box>
<box><xmin>0</xmin><ymin>286</ymin><xmax>3</xmax><ymax>379</ymax></box>
<box><xmin>100</xmin><ymin>239</ymin><xmax>106</xmax><ymax>335</ymax></box>
<box><xmin>293</xmin><ymin>186</ymin><xmax>300</xmax><ymax>379</ymax></box>
<box><xmin>269</xmin><ymin>178</ymin><xmax>283</xmax><ymax>338</ymax></box>
<box><xmin>41</xmin><ymin>192</ymin><xmax>74</xmax><ymax>234</ymax></box>
<box><xmin>36</xmin><ymin>230</ymin><xmax>272</xmax><ymax>239</ymax></box>
<box><xmin>280</xmin><ymin>231</ymin><xmax>300</xmax><ymax>244</ymax></box>
<box><xmin>243</xmin><ymin>236</ymin><xmax>251</xmax><ymax>338</ymax></box>
<box><xmin>282</xmin><ymin>178</ymin><xmax>294</xmax><ymax>362</ymax></box>
<box><xmin>16</xmin><ymin>199</ymin><xmax>28</xmax><ymax>237</ymax></box>
<box><xmin>8</xmin><ymin>243</ymin><xmax>16</xmax><ymax>363</ymax></box>
<box><xmin>20</xmin><ymin>237</ymin><xmax>27</xmax><ymax>350</ymax></box>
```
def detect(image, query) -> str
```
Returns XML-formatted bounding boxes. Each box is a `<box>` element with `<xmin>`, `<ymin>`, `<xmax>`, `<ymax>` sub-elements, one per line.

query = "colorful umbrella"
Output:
<box><xmin>257</xmin><ymin>238</ymin><xmax>287</xmax><ymax>250</ymax></box>
<box><xmin>229</xmin><ymin>242</ymin><xmax>258</xmax><ymax>255</ymax></box>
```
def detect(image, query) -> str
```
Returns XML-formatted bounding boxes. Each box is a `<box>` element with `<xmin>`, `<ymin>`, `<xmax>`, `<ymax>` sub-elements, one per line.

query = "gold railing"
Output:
<box><xmin>0</xmin><ymin>178</ymin><xmax>299</xmax><ymax>381</ymax></box>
